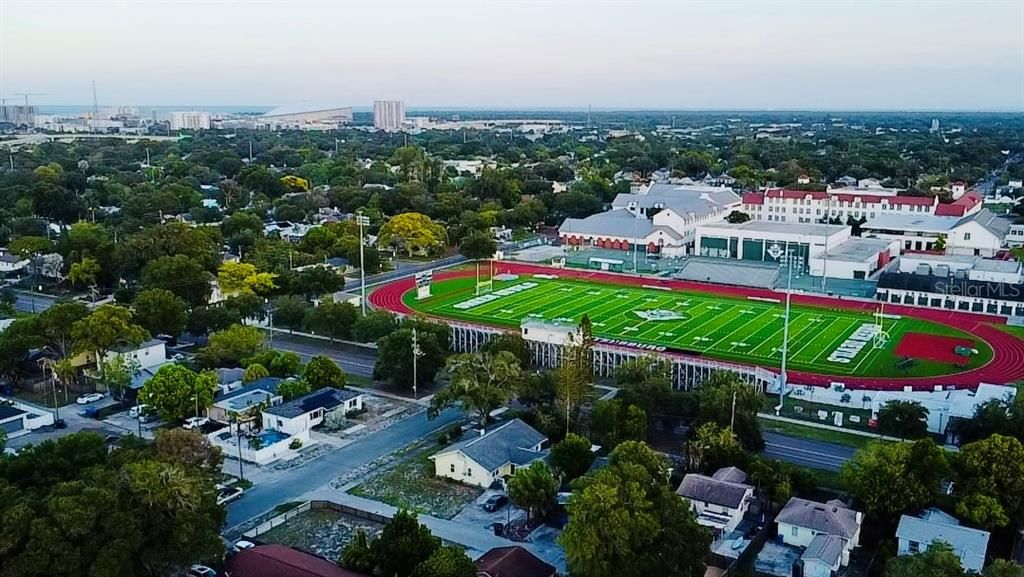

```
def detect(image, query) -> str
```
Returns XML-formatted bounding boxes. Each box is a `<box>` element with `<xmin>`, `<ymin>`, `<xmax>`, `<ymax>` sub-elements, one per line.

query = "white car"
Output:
<box><xmin>232</xmin><ymin>539</ymin><xmax>256</xmax><ymax>552</ymax></box>
<box><xmin>217</xmin><ymin>486</ymin><xmax>245</xmax><ymax>505</ymax></box>
<box><xmin>76</xmin><ymin>392</ymin><xmax>105</xmax><ymax>405</ymax></box>
<box><xmin>183</xmin><ymin>416</ymin><xmax>210</xmax><ymax>430</ymax></box>
<box><xmin>188</xmin><ymin>565</ymin><xmax>217</xmax><ymax>577</ymax></box>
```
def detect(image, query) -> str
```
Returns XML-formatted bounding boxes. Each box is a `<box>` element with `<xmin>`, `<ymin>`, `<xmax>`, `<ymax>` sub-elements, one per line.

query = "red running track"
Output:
<box><xmin>369</xmin><ymin>262</ymin><xmax>1024</xmax><ymax>391</ymax></box>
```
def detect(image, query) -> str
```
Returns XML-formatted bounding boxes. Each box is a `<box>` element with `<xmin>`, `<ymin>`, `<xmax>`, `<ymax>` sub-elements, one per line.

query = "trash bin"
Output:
<box><xmin>492</xmin><ymin>522</ymin><xmax>504</xmax><ymax>537</ymax></box>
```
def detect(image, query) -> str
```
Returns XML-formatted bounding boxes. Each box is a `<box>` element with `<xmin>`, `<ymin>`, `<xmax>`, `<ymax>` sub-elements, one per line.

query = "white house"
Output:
<box><xmin>676</xmin><ymin>466</ymin><xmax>755</xmax><ymax>534</ymax></box>
<box><xmin>870</xmin><ymin>383</ymin><xmax>1017</xmax><ymax>438</ymax></box>
<box><xmin>777</xmin><ymin>497</ymin><xmax>862</xmax><ymax>573</ymax></box>
<box><xmin>0</xmin><ymin>252</ymin><xmax>30</xmax><ymax>275</ymax></box>
<box><xmin>430</xmin><ymin>419</ymin><xmax>547</xmax><ymax>488</ymax></box>
<box><xmin>73</xmin><ymin>338</ymin><xmax>168</xmax><ymax>371</ymax></box>
<box><xmin>261</xmin><ymin>387</ymin><xmax>363</xmax><ymax>437</ymax></box>
<box><xmin>896</xmin><ymin>509</ymin><xmax>990</xmax><ymax>572</ymax></box>
<box><xmin>0</xmin><ymin>400</ymin><xmax>55</xmax><ymax>436</ymax></box>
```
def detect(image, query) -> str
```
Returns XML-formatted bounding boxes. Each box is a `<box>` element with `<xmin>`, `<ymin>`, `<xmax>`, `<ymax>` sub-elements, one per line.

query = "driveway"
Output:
<box><xmin>225</xmin><ymin>406</ymin><xmax>464</xmax><ymax>530</ymax></box>
<box><xmin>6</xmin><ymin>397</ymin><xmax>127</xmax><ymax>450</ymax></box>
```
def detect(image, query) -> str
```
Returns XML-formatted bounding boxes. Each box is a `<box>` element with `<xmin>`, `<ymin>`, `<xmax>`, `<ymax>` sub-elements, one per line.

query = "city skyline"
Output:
<box><xmin>2</xmin><ymin>0</ymin><xmax>1022</xmax><ymax>111</ymax></box>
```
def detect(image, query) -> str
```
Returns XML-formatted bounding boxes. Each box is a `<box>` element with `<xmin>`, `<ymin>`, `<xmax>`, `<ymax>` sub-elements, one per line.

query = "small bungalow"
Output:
<box><xmin>776</xmin><ymin>497</ymin><xmax>863</xmax><ymax>576</ymax></box>
<box><xmin>676</xmin><ymin>466</ymin><xmax>755</xmax><ymax>534</ymax></box>
<box><xmin>262</xmin><ymin>387</ymin><xmax>363</xmax><ymax>437</ymax></box>
<box><xmin>430</xmin><ymin>419</ymin><xmax>547</xmax><ymax>489</ymax></box>
<box><xmin>475</xmin><ymin>546</ymin><xmax>556</xmax><ymax>577</ymax></box>
<box><xmin>896</xmin><ymin>508</ymin><xmax>989</xmax><ymax>572</ymax></box>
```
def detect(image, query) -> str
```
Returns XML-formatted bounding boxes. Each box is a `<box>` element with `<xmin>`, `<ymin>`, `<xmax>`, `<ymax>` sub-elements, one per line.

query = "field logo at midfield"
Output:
<box><xmin>827</xmin><ymin>323</ymin><xmax>880</xmax><ymax>364</ymax></box>
<box><xmin>634</xmin><ymin>309</ymin><xmax>687</xmax><ymax>321</ymax></box>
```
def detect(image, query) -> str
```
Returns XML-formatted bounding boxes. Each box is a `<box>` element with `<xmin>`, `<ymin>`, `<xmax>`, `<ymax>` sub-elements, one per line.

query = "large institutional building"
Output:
<box><xmin>168</xmin><ymin>111</ymin><xmax>211</xmax><ymax>130</ymax></box>
<box><xmin>373</xmin><ymin>100</ymin><xmax>405</xmax><ymax>130</ymax></box>
<box><xmin>257</xmin><ymin>105</ymin><xmax>353</xmax><ymax>130</ymax></box>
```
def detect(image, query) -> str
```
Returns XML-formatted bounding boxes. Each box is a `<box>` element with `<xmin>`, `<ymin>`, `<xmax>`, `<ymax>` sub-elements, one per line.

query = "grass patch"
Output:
<box><xmin>805</xmin><ymin>468</ymin><xmax>846</xmax><ymax>492</ymax></box>
<box><xmin>996</xmin><ymin>324</ymin><xmax>1024</xmax><ymax>341</ymax></box>
<box><xmin>349</xmin><ymin>443</ymin><xmax>482</xmax><ymax>520</ymax></box>
<box><xmin>758</xmin><ymin>417</ymin><xmax>880</xmax><ymax>450</ymax></box>
<box><xmin>407</xmin><ymin>275</ymin><xmax>991</xmax><ymax>379</ymax></box>
<box><xmin>272</xmin><ymin>501</ymin><xmax>305</xmax><ymax>515</ymax></box>
<box><xmin>346</xmin><ymin>374</ymin><xmax>373</xmax><ymax>387</ymax></box>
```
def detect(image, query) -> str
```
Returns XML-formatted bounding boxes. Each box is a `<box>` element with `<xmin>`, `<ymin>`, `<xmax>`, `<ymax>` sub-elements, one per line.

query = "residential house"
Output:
<box><xmin>475</xmin><ymin>546</ymin><xmax>556</xmax><ymax>577</ymax></box>
<box><xmin>896</xmin><ymin>509</ymin><xmax>990</xmax><ymax>572</ymax></box>
<box><xmin>262</xmin><ymin>387</ymin><xmax>363</xmax><ymax>438</ymax></box>
<box><xmin>676</xmin><ymin>466</ymin><xmax>755</xmax><ymax>534</ymax></box>
<box><xmin>777</xmin><ymin>497</ymin><xmax>863</xmax><ymax>573</ymax></box>
<box><xmin>430</xmin><ymin>419</ymin><xmax>547</xmax><ymax>488</ymax></box>
<box><xmin>72</xmin><ymin>338</ymin><xmax>168</xmax><ymax>372</ymax></box>
<box><xmin>225</xmin><ymin>544</ymin><xmax>372</xmax><ymax>577</ymax></box>
<box><xmin>0</xmin><ymin>252</ymin><xmax>30</xmax><ymax>276</ymax></box>
<box><xmin>0</xmin><ymin>400</ymin><xmax>55</xmax><ymax>436</ymax></box>
<box><xmin>208</xmin><ymin>377</ymin><xmax>283</xmax><ymax>423</ymax></box>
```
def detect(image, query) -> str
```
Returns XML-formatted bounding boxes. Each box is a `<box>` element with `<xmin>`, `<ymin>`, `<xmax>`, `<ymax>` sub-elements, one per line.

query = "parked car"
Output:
<box><xmin>183</xmin><ymin>416</ymin><xmax>209</xmax><ymax>430</ymax></box>
<box><xmin>232</xmin><ymin>539</ymin><xmax>256</xmax><ymax>552</ymax></box>
<box><xmin>76</xmin><ymin>392</ymin><xmax>105</xmax><ymax>405</ymax></box>
<box><xmin>217</xmin><ymin>486</ymin><xmax>245</xmax><ymax>505</ymax></box>
<box><xmin>481</xmin><ymin>494</ymin><xmax>509</xmax><ymax>512</ymax></box>
<box><xmin>188</xmin><ymin>565</ymin><xmax>217</xmax><ymax>577</ymax></box>
<box><xmin>128</xmin><ymin>404</ymin><xmax>149</xmax><ymax>418</ymax></box>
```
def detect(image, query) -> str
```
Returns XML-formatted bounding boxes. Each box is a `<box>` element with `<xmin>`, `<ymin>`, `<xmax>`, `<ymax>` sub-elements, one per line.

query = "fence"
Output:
<box><xmin>243</xmin><ymin>500</ymin><xmax>391</xmax><ymax>540</ymax></box>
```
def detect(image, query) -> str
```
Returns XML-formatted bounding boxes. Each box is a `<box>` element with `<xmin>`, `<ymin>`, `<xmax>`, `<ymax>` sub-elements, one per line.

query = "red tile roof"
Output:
<box><xmin>224</xmin><ymin>545</ymin><xmax>372</xmax><ymax>577</ymax></box>
<box><xmin>935</xmin><ymin>192</ymin><xmax>982</xmax><ymax>217</ymax></box>
<box><xmin>765</xmin><ymin>188</ymin><xmax>829</xmax><ymax>200</ymax></box>
<box><xmin>742</xmin><ymin>192</ymin><xmax>764</xmax><ymax>205</ymax></box>
<box><xmin>476</xmin><ymin>547</ymin><xmax>556</xmax><ymax>577</ymax></box>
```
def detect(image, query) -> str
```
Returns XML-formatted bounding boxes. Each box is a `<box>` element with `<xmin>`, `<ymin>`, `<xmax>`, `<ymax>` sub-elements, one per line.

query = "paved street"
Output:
<box><xmin>761</xmin><ymin>431</ymin><xmax>856</xmax><ymax>471</ymax></box>
<box><xmin>356</xmin><ymin>254</ymin><xmax>467</xmax><ymax>288</ymax></box>
<box><xmin>225</xmin><ymin>406</ymin><xmax>463</xmax><ymax>530</ymax></box>
<box><xmin>266</xmin><ymin>333</ymin><xmax>377</xmax><ymax>378</ymax></box>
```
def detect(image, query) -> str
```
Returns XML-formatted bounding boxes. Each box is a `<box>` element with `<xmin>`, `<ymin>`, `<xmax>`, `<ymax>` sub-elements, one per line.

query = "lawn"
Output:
<box><xmin>758</xmin><ymin>417</ymin><xmax>880</xmax><ymax>450</ymax></box>
<box><xmin>348</xmin><ymin>443</ymin><xmax>482</xmax><ymax>520</ymax></box>
<box><xmin>406</xmin><ymin>275</ymin><xmax>993</xmax><ymax>379</ymax></box>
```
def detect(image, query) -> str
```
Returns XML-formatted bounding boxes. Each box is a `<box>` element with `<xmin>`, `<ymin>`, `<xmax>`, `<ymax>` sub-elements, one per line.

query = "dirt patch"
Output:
<box><xmin>258</xmin><ymin>508</ymin><xmax>384</xmax><ymax>561</ymax></box>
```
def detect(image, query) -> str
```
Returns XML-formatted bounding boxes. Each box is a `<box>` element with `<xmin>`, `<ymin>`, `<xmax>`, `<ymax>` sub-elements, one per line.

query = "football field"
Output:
<box><xmin>404</xmin><ymin>275</ymin><xmax>992</xmax><ymax>379</ymax></box>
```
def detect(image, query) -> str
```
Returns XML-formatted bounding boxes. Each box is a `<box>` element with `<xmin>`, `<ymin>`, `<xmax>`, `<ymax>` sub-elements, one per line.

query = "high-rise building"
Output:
<box><xmin>169</xmin><ymin>111</ymin><xmax>211</xmax><ymax>130</ymax></box>
<box><xmin>0</xmin><ymin>105</ymin><xmax>37</xmax><ymax>126</ymax></box>
<box><xmin>373</xmin><ymin>100</ymin><xmax>405</xmax><ymax>130</ymax></box>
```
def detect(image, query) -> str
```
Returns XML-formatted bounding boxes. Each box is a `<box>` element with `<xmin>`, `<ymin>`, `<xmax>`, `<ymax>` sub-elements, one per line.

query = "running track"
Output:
<box><xmin>369</xmin><ymin>262</ymin><xmax>1024</xmax><ymax>391</ymax></box>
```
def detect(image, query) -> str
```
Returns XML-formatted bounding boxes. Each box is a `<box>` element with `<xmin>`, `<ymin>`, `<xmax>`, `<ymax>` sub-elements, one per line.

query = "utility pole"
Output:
<box><xmin>411</xmin><ymin>327</ymin><xmax>421</xmax><ymax>399</ymax></box>
<box><xmin>730</xmin><ymin>390</ymin><xmax>737</xmax><ymax>432</ymax></box>
<box><xmin>356</xmin><ymin>211</ymin><xmax>369</xmax><ymax>315</ymax></box>
<box><xmin>233</xmin><ymin>416</ymin><xmax>245</xmax><ymax>481</ymax></box>
<box><xmin>265</xmin><ymin>298</ymin><xmax>274</xmax><ymax>347</ymax></box>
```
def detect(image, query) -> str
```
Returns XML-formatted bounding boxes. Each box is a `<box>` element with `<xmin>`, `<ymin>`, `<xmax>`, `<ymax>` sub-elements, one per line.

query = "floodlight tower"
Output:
<box><xmin>768</xmin><ymin>243</ymin><xmax>803</xmax><ymax>413</ymax></box>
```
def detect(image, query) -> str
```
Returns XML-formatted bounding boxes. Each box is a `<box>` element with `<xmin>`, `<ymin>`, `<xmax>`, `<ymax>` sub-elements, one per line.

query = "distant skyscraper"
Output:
<box><xmin>169</xmin><ymin>111</ymin><xmax>211</xmax><ymax>130</ymax></box>
<box><xmin>930</xmin><ymin>118</ymin><xmax>940</xmax><ymax>133</ymax></box>
<box><xmin>0</xmin><ymin>105</ymin><xmax>37</xmax><ymax>126</ymax></box>
<box><xmin>373</xmin><ymin>100</ymin><xmax>406</xmax><ymax>130</ymax></box>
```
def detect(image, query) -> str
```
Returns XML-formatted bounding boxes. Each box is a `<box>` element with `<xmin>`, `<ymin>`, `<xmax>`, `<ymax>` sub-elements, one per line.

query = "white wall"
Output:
<box><xmin>102</xmin><ymin>341</ymin><xmax>167</xmax><ymax>371</ymax></box>
<box><xmin>432</xmin><ymin>450</ymin><xmax>495</xmax><ymax>488</ymax></box>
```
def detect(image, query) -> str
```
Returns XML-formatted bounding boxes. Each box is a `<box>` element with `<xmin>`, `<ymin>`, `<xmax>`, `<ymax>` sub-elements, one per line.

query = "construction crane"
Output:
<box><xmin>14</xmin><ymin>93</ymin><xmax>48</xmax><ymax>106</ymax></box>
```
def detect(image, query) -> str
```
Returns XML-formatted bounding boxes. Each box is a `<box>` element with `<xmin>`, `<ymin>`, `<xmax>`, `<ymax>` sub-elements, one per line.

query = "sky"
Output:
<box><xmin>2</xmin><ymin>0</ymin><xmax>1023</xmax><ymax>111</ymax></box>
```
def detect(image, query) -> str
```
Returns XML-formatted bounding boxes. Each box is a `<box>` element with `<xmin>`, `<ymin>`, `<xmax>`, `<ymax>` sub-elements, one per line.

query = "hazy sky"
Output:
<box><xmin>2</xmin><ymin>0</ymin><xmax>1022</xmax><ymax>110</ymax></box>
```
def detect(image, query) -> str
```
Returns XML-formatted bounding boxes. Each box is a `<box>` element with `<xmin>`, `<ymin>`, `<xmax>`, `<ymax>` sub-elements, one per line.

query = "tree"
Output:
<box><xmin>550</xmin><ymin>433</ymin><xmax>596</xmax><ymax>482</ymax></box>
<box><xmin>99</xmin><ymin>355</ymin><xmax>140</xmax><ymax>400</ymax></box>
<box><xmin>276</xmin><ymin>379</ymin><xmax>312</xmax><ymax>401</ymax></box>
<box><xmin>696</xmin><ymin>371</ymin><xmax>764</xmax><ymax>451</ymax></box>
<box><xmin>459</xmin><ymin>232</ymin><xmax>498</xmax><ymax>294</ymax></box>
<box><xmin>0</xmin><ymin>318</ymin><xmax>43</xmax><ymax>385</ymax></box>
<box><xmin>481</xmin><ymin>332</ymin><xmax>531</xmax><ymax>367</ymax></box>
<box><xmin>303</xmin><ymin>356</ymin><xmax>347</xmax><ymax>390</ymax></box>
<box><xmin>71</xmin><ymin>305</ymin><xmax>149</xmax><ymax>373</ymax></box>
<box><xmin>560</xmin><ymin>441</ymin><xmax>710</xmax><ymax>577</ymax></box>
<box><xmin>378</xmin><ymin>212</ymin><xmax>447</xmax><ymax>257</ymax></box>
<box><xmin>305</xmin><ymin>300</ymin><xmax>358</xmax><ymax>342</ymax></box>
<box><xmin>508</xmin><ymin>461</ymin><xmax>559</xmax><ymax>523</ymax></box>
<box><xmin>410</xmin><ymin>545</ymin><xmax>476</xmax><ymax>577</ymax></box>
<box><xmin>140</xmin><ymin>254</ymin><xmax>211</xmax><ymax>307</ymax></box>
<box><xmin>139</xmin><ymin>365</ymin><xmax>217</xmax><ymax>422</ymax></box>
<box><xmin>8</xmin><ymin>235</ymin><xmax>54</xmax><ymax>257</ymax></box>
<box><xmin>885</xmin><ymin>541</ymin><xmax>964</xmax><ymax>577</ymax></box>
<box><xmin>243</xmin><ymin>363</ymin><xmax>270</xmax><ymax>383</ymax></box>
<box><xmin>340</xmin><ymin>529</ymin><xmax>376</xmax><ymax>574</ymax></box>
<box><xmin>153</xmin><ymin>428</ymin><xmax>224</xmax><ymax>480</ymax></box>
<box><xmin>688</xmin><ymin>422</ymin><xmax>744</xmax><ymax>474</ymax></box>
<box><xmin>725</xmin><ymin>210</ymin><xmax>751</xmax><ymax>224</ymax></box>
<box><xmin>555</xmin><ymin>316</ymin><xmax>595</xmax><ymax>432</ymax></box>
<box><xmin>217</xmin><ymin>261</ymin><xmax>278</xmax><ymax>296</ymax></box>
<box><xmin>272</xmin><ymin>295</ymin><xmax>308</xmax><ymax>332</ymax></box>
<box><xmin>983</xmin><ymin>560</ymin><xmax>1024</xmax><ymax>577</ymax></box>
<box><xmin>877</xmin><ymin>400</ymin><xmax>929</xmax><ymax>439</ymax></box>
<box><xmin>428</xmin><ymin>351</ymin><xmax>520</xmax><ymax>426</ymax></box>
<box><xmin>352</xmin><ymin>310</ymin><xmax>398</xmax><ymax>342</ymax></box>
<box><xmin>374</xmin><ymin>324</ymin><xmax>449</xmax><ymax>390</ymax></box>
<box><xmin>370</xmin><ymin>510</ymin><xmax>440</xmax><ymax>577</ymax></box>
<box><xmin>197</xmin><ymin>324</ymin><xmax>264</xmax><ymax>367</ymax></box>
<box><xmin>954</xmin><ymin>434</ymin><xmax>1024</xmax><ymax>527</ymax></box>
<box><xmin>590</xmin><ymin>399</ymin><xmax>647</xmax><ymax>450</ymax></box>
<box><xmin>841</xmin><ymin>439</ymin><xmax>950</xmax><ymax>522</ymax></box>
<box><xmin>133</xmin><ymin>288</ymin><xmax>187</xmax><ymax>339</ymax></box>
<box><xmin>38</xmin><ymin>301</ymin><xmax>89</xmax><ymax>358</ymax></box>
<box><xmin>67</xmin><ymin>256</ymin><xmax>101</xmax><ymax>288</ymax></box>
<box><xmin>955</xmin><ymin>492</ymin><xmax>1010</xmax><ymax>530</ymax></box>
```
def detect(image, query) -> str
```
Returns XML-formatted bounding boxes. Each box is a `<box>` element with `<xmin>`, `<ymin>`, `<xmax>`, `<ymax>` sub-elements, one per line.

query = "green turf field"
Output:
<box><xmin>404</xmin><ymin>275</ymin><xmax>993</xmax><ymax>379</ymax></box>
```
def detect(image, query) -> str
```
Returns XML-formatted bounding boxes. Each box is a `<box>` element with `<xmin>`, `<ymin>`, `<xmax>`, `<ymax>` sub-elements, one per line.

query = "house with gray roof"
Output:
<box><xmin>896</xmin><ymin>509</ymin><xmax>989</xmax><ymax>572</ymax></box>
<box><xmin>775</xmin><ymin>497</ymin><xmax>862</xmax><ymax>571</ymax></box>
<box><xmin>430</xmin><ymin>419</ymin><xmax>547</xmax><ymax>488</ymax></box>
<box><xmin>801</xmin><ymin>534</ymin><xmax>849</xmax><ymax>577</ymax></box>
<box><xmin>676</xmin><ymin>466</ymin><xmax>755</xmax><ymax>533</ymax></box>
<box><xmin>558</xmin><ymin>184</ymin><xmax>740</xmax><ymax>256</ymax></box>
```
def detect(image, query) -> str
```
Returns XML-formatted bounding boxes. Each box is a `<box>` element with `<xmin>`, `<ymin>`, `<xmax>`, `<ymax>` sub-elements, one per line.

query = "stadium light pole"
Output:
<box><xmin>356</xmin><ymin>211</ymin><xmax>370</xmax><ymax>316</ymax></box>
<box><xmin>411</xmin><ymin>327</ymin><xmax>422</xmax><ymax>399</ymax></box>
<box><xmin>822</xmin><ymin>195</ymin><xmax>830</xmax><ymax>293</ymax></box>
<box><xmin>768</xmin><ymin>243</ymin><xmax>799</xmax><ymax>413</ymax></box>
<box><xmin>633</xmin><ymin>211</ymin><xmax>639</xmax><ymax>273</ymax></box>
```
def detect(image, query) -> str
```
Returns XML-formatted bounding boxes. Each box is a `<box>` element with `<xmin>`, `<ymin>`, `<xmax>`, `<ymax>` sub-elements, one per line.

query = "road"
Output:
<box><xmin>761</xmin><ymin>431</ymin><xmax>856</xmax><ymax>472</ymax></box>
<box><xmin>355</xmin><ymin>254</ymin><xmax>467</xmax><ymax>288</ymax></box>
<box><xmin>224</xmin><ymin>406</ymin><xmax>463</xmax><ymax>530</ymax></box>
<box><xmin>266</xmin><ymin>333</ymin><xmax>377</xmax><ymax>378</ymax></box>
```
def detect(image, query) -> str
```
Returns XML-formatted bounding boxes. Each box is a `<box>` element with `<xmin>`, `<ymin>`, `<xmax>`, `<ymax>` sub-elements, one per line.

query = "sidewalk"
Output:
<box><xmin>758</xmin><ymin>413</ymin><xmax>904</xmax><ymax>441</ymax></box>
